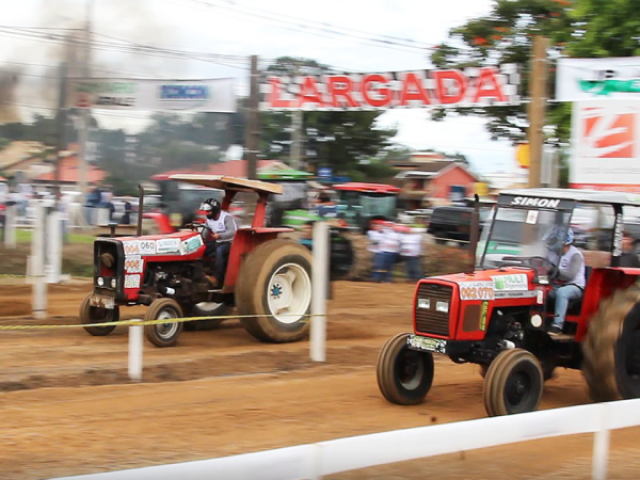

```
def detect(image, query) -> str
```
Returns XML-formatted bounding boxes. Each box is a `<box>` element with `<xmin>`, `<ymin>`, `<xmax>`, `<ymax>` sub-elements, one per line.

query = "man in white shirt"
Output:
<box><xmin>379</xmin><ymin>222</ymin><xmax>401</xmax><ymax>283</ymax></box>
<box><xmin>367</xmin><ymin>221</ymin><xmax>385</xmax><ymax>282</ymax></box>
<box><xmin>200</xmin><ymin>198</ymin><xmax>237</xmax><ymax>288</ymax></box>
<box><xmin>400</xmin><ymin>228</ymin><xmax>423</xmax><ymax>282</ymax></box>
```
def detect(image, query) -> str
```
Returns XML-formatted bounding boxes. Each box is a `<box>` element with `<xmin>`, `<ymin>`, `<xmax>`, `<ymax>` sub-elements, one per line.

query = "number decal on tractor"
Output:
<box><xmin>124</xmin><ymin>256</ymin><xmax>144</xmax><ymax>274</ymax></box>
<box><xmin>459</xmin><ymin>281</ymin><xmax>495</xmax><ymax>301</ymax></box>
<box><xmin>139</xmin><ymin>240</ymin><xmax>156</xmax><ymax>255</ymax></box>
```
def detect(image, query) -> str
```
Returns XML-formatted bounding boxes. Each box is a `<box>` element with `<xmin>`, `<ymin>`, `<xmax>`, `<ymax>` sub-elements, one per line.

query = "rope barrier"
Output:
<box><xmin>0</xmin><ymin>313</ymin><xmax>321</xmax><ymax>330</ymax></box>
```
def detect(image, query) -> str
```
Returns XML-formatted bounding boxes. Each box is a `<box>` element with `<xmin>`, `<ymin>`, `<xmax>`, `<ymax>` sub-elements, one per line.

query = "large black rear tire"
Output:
<box><xmin>582</xmin><ymin>286</ymin><xmax>640</xmax><ymax>401</ymax></box>
<box><xmin>80</xmin><ymin>293</ymin><xmax>119</xmax><ymax>336</ymax></box>
<box><xmin>236</xmin><ymin>240</ymin><xmax>312</xmax><ymax>343</ymax></box>
<box><xmin>376</xmin><ymin>333</ymin><xmax>435</xmax><ymax>405</ymax></box>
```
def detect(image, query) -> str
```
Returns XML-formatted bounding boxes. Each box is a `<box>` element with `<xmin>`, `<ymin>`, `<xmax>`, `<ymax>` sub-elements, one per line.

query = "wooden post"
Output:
<box><xmin>527</xmin><ymin>36</ymin><xmax>549</xmax><ymax>189</ymax></box>
<box><xmin>245</xmin><ymin>55</ymin><xmax>259</xmax><ymax>180</ymax></box>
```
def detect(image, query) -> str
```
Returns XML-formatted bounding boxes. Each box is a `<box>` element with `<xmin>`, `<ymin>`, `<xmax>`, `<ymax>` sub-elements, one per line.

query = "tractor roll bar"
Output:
<box><xmin>467</xmin><ymin>194</ymin><xmax>480</xmax><ymax>273</ymax></box>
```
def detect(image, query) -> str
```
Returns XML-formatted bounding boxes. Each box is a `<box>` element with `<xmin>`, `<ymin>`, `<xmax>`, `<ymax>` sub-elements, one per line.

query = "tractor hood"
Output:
<box><xmin>428</xmin><ymin>267</ymin><xmax>535</xmax><ymax>301</ymax></box>
<box><xmin>112</xmin><ymin>231</ymin><xmax>205</xmax><ymax>257</ymax></box>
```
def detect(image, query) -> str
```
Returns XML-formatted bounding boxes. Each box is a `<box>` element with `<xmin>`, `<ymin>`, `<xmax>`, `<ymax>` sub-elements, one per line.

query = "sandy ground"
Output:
<box><xmin>0</xmin><ymin>280</ymin><xmax>638</xmax><ymax>480</ymax></box>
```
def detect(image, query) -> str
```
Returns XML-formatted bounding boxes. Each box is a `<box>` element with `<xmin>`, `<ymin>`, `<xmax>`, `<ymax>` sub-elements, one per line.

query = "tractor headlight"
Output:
<box><xmin>417</xmin><ymin>298</ymin><xmax>430</xmax><ymax>309</ymax></box>
<box><xmin>97</xmin><ymin>277</ymin><xmax>104</xmax><ymax>287</ymax></box>
<box><xmin>111</xmin><ymin>279</ymin><xmax>117</xmax><ymax>289</ymax></box>
<box><xmin>436</xmin><ymin>301</ymin><xmax>449</xmax><ymax>313</ymax></box>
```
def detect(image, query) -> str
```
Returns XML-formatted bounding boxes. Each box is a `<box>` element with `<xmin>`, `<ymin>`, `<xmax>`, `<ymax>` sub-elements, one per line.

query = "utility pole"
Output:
<box><xmin>77</xmin><ymin>0</ymin><xmax>94</xmax><ymax>202</ymax></box>
<box><xmin>55</xmin><ymin>62</ymin><xmax>68</xmax><ymax>203</ymax></box>
<box><xmin>290</xmin><ymin>110</ymin><xmax>303</xmax><ymax>170</ymax></box>
<box><xmin>527</xmin><ymin>35</ymin><xmax>549</xmax><ymax>189</ymax></box>
<box><xmin>245</xmin><ymin>55</ymin><xmax>259</xmax><ymax>180</ymax></box>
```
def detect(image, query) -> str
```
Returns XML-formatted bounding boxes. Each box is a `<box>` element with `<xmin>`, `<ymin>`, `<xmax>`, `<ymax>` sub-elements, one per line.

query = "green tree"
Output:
<box><xmin>430</xmin><ymin>0</ymin><xmax>574</xmax><ymax>143</ymax></box>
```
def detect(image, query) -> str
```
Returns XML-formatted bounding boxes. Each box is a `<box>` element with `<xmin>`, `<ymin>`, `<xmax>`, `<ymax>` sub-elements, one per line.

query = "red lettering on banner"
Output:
<box><xmin>472</xmin><ymin>67</ymin><xmax>506</xmax><ymax>103</ymax></box>
<box><xmin>327</xmin><ymin>76</ymin><xmax>360</xmax><ymax>108</ymax></box>
<box><xmin>361</xmin><ymin>74</ymin><xmax>392</xmax><ymax>108</ymax></box>
<box><xmin>297</xmin><ymin>76</ymin><xmax>325</xmax><ymax>107</ymax></box>
<box><xmin>433</xmin><ymin>70</ymin><xmax>468</xmax><ymax>105</ymax></box>
<box><xmin>267</xmin><ymin>78</ymin><xmax>291</xmax><ymax>108</ymax></box>
<box><xmin>399</xmin><ymin>73</ymin><xmax>431</xmax><ymax>106</ymax></box>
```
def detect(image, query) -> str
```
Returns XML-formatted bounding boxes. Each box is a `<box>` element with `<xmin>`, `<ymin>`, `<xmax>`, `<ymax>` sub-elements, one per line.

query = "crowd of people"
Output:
<box><xmin>367</xmin><ymin>221</ymin><xmax>423</xmax><ymax>283</ymax></box>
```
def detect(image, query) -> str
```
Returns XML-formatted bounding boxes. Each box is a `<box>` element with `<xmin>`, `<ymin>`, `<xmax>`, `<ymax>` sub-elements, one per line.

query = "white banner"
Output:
<box><xmin>569</xmin><ymin>99</ymin><xmax>640</xmax><ymax>192</ymax></box>
<box><xmin>259</xmin><ymin>65</ymin><xmax>520</xmax><ymax>111</ymax></box>
<box><xmin>67</xmin><ymin>78</ymin><xmax>236</xmax><ymax>112</ymax></box>
<box><xmin>557</xmin><ymin>57</ymin><xmax>640</xmax><ymax>102</ymax></box>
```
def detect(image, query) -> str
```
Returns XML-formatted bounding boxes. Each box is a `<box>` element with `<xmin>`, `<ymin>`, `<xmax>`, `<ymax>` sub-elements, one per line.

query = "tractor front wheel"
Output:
<box><xmin>483</xmin><ymin>349</ymin><xmax>544</xmax><ymax>416</ymax></box>
<box><xmin>80</xmin><ymin>293</ymin><xmax>119</xmax><ymax>336</ymax></box>
<box><xmin>143</xmin><ymin>298</ymin><xmax>184</xmax><ymax>348</ymax></box>
<box><xmin>376</xmin><ymin>333</ymin><xmax>434</xmax><ymax>405</ymax></box>
<box><xmin>582</xmin><ymin>286</ymin><xmax>640</xmax><ymax>401</ymax></box>
<box><xmin>236</xmin><ymin>240</ymin><xmax>313</xmax><ymax>343</ymax></box>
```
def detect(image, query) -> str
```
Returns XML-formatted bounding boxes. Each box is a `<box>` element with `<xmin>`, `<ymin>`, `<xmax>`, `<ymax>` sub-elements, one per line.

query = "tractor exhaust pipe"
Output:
<box><xmin>467</xmin><ymin>194</ymin><xmax>480</xmax><ymax>274</ymax></box>
<box><xmin>137</xmin><ymin>184</ymin><xmax>145</xmax><ymax>237</ymax></box>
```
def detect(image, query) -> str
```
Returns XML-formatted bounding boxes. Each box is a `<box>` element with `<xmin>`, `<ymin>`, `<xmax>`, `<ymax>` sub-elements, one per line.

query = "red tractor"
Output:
<box><xmin>377</xmin><ymin>189</ymin><xmax>640</xmax><ymax>416</ymax></box>
<box><xmin>80</xmin><ymin>174</ymin><xmax>313</xmax><ymax>347</ymax></box>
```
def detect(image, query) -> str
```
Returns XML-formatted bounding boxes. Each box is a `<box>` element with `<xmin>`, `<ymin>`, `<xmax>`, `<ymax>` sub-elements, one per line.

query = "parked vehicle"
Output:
<box><xmin>427</xmin><ymin>206</ymin><xmax>491</xmax><ymax>245</ymax></box>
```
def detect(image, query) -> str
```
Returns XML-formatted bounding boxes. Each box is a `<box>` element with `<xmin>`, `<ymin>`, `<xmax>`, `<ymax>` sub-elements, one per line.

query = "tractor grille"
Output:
<box><xmin>415</xmin><ymin>283</ymin><xmax>453</xmax><ymax>337</ymax></box>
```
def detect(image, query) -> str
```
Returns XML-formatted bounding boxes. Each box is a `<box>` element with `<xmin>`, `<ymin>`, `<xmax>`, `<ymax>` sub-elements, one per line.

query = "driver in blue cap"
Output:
<box><xmin>546</xmin><ymin>228</ymin><xmax>586</xmax><ymax>336</ymax></box>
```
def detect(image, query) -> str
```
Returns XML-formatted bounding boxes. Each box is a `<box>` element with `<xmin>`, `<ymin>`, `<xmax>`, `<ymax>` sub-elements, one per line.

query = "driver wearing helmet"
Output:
<box><xmin>547</xmin><ymin>228</ymin><xmax>586</xmax><ymax>336</ymax></box>
<box><xmin>200</xmin><ymin>198</ymin><xmax>237</xmax><ymax>288</ymax></box>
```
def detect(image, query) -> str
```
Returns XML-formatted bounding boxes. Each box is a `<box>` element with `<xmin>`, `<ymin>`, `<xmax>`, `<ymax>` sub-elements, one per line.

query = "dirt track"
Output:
<box><xmin>0</xmin><ymin>280</ymin><xmax>639</xmax><ymax>479</ymax></box>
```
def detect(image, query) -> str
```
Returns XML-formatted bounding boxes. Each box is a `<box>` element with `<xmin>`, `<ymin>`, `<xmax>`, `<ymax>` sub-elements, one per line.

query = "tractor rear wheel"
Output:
<box><xmin>376</xmin><ymin>333</ymin><xmax>434</xmax><ymax>405</ymax></box>
<box><xmin>80</xmin><ymin>293</ymin><xmax>119</xmax><ymax>336</ymax></box>
<box><xmin>582</xmin><ymin>286</ymin><xmax>640</xmax><ymax>401</ymax></box>
<box><xmin>236</xmin><ymin>239</ymin><xmax>312</xmax><ymax>343</ymax></box>
<box><xmin>483</xmin><ymin>349</ymin><xmax>544</xmax><ymax>416</ymax></box>
<box><xmin>143</xmin><ymin>298</ymin><xmax>184</xmax><ymax>348</ymax></box>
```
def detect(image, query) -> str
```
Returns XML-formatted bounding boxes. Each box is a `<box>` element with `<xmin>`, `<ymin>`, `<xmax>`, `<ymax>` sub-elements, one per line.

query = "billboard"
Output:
<box><xmin>67</xmin><ymin>78</ymin><xmax>236</xmax><ymax>112</ymax></box>
<box><xmin>259</xmin><ymin>64</ymin><xmax>520</xmax><ymax>111</ymax></box>
<box><xmin>570</xmin><ymin>100</ymin><xmax>640</xmax><ymax>192</ymax></box>
<box><xmin>557</xmin><ymin>57</ymin><xmax>640</xmax><ymax>102</ymax></box>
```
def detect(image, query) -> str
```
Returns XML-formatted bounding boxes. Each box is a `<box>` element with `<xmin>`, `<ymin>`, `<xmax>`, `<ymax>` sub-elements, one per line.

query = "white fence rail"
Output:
<box><xmin>51</xmin><ymin>398</ymin><xmax>640</xmax><ymax>480</ymax></box>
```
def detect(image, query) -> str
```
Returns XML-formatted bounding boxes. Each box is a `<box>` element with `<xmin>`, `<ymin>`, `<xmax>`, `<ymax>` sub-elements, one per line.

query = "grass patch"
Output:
<box><xmin>15</xmin><ymin>229</ymin><xmax>95</xmax><ymax>245</ymax></box>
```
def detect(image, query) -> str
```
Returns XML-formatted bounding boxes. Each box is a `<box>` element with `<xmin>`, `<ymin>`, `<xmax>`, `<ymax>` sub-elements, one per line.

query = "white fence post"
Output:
<box><xmin>4</xmin><ymin>204</ymin><xmax>16</xmax><ymax>249</ymax></box>
<box><xmin>128</xmin><ymin>319</ymin><xmax>143</xmax><ymax>382</ymax></box>
<box><xmin>46</xmin><ymin>211</ymin><xmax>63</xmax><ymax>284</ymax></box>
<box><xmin>311</xmin><ymin>221</ymin><xmax>329</xmax><ymax>363</ymax></box>
<box><xmin>31</xmin><ymin>201</ymin><xmax>47</xmax><ymax>320</ymax></box>
<box><xmin>592</xmin><ymin>404</ymin><xmax>611</xmax><ymax>480</ymax></box>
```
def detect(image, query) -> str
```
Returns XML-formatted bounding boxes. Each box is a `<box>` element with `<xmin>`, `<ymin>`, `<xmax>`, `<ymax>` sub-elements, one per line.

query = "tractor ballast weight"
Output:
<box><xmin>377</xmin><ymin>188</ymin><xmax>640</xmax><ymax>416</ymax></box>
<box><xmin>81</xmin><ymin>175</ymin><xmax>314</xmax><ymax>347</ymax></box>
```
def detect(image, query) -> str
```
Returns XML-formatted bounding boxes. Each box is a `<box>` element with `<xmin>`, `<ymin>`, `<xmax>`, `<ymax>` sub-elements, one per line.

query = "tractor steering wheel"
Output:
<box><xmin>528</xmin><ymin>256</ymin><xmax>559</xmax><ymax>280</ymax></box>
<box><xmin>186</xmin><ymin>222</ymin><xmax>209</xmax><ymax>238</ymax></box>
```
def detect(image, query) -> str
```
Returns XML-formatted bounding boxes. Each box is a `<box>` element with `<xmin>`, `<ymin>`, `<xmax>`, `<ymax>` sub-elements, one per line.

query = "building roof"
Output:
<box><xmin>34</xmin><ymin>155</ymin><xmax>106</xmax><ymax>184</ymax></box>
<box><xmin>396</xmin><ymin>161</ymin><xmax>480</xmax><ymax>182</ymax></box>
<box><xmin>333</xmin><ymin>182</ymin><xmax>400</xmax><ymax>194</ymax></box>
<box><xmin>387</xmin><ymin>152</ymin><xmax>448</xmax><ymax>167</ymax></box>
<box><xmin>152</xmin><ymin>160</ymin><xmax>283</xmax><ymax>181</ymax></box>
<box><xmin>501</xmin><ymin>188</ymin><xmax>640</xmax><ymax>207</ymax></box>
<box><xmin>0</xmin><ymin>175</ymin><xmax>6</xmax><ymax>182</ymax></box>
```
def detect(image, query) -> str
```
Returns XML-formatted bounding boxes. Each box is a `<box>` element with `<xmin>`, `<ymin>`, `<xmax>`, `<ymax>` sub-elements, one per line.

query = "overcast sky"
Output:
<box><xmin>2</xmin><ymin>0</ymin><xmax>517</xmax><ymax>175</ymax></box>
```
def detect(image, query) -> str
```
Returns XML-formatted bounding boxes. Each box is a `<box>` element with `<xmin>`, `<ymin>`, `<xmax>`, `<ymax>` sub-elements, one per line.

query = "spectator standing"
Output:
<box><xmin>379</xmin><ymin>222</ymin><xmax>401</xmax><ymax>283</ymax></box>
<box><xmin>367</xmin><ymin>221</ymin><xmax>385</xmax><ymax>282</ymax></box>
<box><xmin>400</xmin><ymin>227</ymin><xmax>424</xmax><ymax>282</ymax></box>
<box><xmin>620</xmin><ymin>231</ymin><xmax>640</xmax><ymax>268</ymax></box>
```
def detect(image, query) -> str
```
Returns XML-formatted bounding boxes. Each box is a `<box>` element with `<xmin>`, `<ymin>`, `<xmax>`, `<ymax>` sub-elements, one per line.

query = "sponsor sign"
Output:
<box><xmin>480</xmin><ymin>301</ymin><xmax>489</xmax><ymax>331</ymax></box>
<box><xmin>557</xmin><ymin>57</ymin><xmax>640</xmax><ymax>102</ymax></box>
<box><xmin>181</xmin><ymin>235</ymin><xmax>204</xmax><ymax>255</ymax></box>
<box><xmin>124</xmin><ymin>255</ymin><xmax>144</xmax><ymax>274</ymax></box>
<box><xmin>569</xmin><ymin>100</ymin><xmax>640</xmax><ymax>192</ymax></box>
<box><xmin>510</xmin><ymin>196</ymin><xmax>561</xmax><ymax>209</ymax></box>
<box><xmin>68</xmin><ymin>78</ymin><xmax>236</xmax><ymax>113</ymax></box>
<box><xmin>260</xmin><ymin>64</ymin><xmax>520</xmax><ymax>111</ymax></box>
<box><xmin>156</xmin><ymin>238</ymin><xmax>180</xmax><ymax>255</ymax></box>
<box><xmin>459</xmin><ymin>281</ymin><xmax>495</xmax><ymax>301</ymax></box>
<box><xmin>492</xmin><ymin>274</ymin><xmax>528</xmax><ymax>291</ymax></box>
<box><xmin>124</xmin><ymin>274</ymin><xmax>141</xmax><ymax>289</ymax></box>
